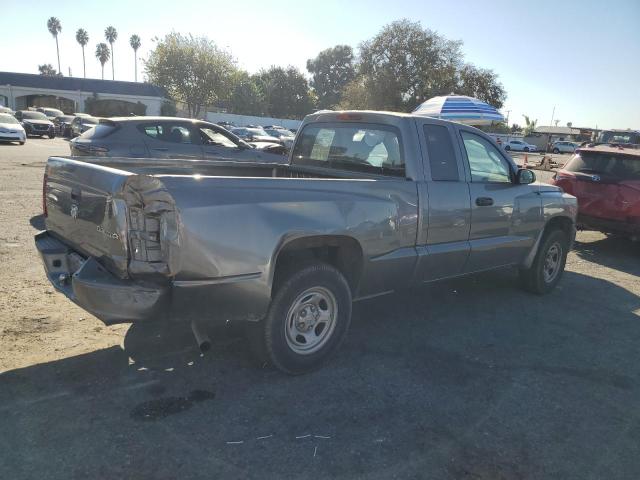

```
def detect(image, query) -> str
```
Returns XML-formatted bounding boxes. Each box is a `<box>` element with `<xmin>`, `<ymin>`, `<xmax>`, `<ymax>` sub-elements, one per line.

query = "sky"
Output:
<box><xmin>1</xmin><ymin>0</ymin><xmax>639</xmax><ymax>129</ymax></box>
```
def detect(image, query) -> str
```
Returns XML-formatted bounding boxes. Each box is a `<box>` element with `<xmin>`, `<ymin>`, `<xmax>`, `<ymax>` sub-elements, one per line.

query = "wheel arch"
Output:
<box><xmin>270</xmin><ymin>235</ymin><xmax>364</xmax><ymax>297</ymax></box>
<box><xmin>522</xmin><ymin>215</ymin><xmax>575</xmax><ymax>269</ymax></box>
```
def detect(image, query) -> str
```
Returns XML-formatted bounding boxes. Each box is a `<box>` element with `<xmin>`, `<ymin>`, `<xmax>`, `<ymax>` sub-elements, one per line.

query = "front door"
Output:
<box><xmin>414</xmin><ymin>120</ymin><xmax>472</xmax><ymax>282</ymax></box>
<box><xmin>457</xmin><ymin>129</ymin><xmax>541</xmax><ymax>272</ymax></box>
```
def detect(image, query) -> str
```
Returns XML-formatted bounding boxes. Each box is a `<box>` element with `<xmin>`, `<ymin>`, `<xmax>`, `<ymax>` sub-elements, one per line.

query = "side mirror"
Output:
<box><xmin>517</xmin><ymin>168</ymin><xmax>536</xmax><ymax>184</ymax></box>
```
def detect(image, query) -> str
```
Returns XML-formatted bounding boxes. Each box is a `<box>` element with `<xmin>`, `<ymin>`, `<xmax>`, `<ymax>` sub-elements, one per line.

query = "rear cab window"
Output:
<box><xmin>292</xmin><ymin>122</ymin><xmax>405</xmax><ymax>177</ymax></box>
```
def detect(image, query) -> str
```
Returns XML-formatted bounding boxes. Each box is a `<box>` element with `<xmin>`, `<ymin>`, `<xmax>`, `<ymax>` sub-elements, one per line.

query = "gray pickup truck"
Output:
<box><xmin>36</xmin><ymin>111</ymin><xmax>577</xmax><ymax>374</ymax></box>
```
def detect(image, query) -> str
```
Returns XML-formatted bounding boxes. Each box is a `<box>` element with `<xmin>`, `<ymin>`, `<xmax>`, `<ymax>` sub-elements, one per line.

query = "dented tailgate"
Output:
<box><xmin>44</xmin><ymin>157</ymin><xmax>132</xmax><ymax>278</ymax></box>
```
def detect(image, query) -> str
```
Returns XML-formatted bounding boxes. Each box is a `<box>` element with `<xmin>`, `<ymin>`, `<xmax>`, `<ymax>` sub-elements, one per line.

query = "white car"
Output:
<box><xmin>0</xmin><ymin>113</ymin><xmax>26</xmax><ymax>145</ymax></box>
<box><xmin>552</xmin><ymin>141</ymin><xmax>578</xmax><ymax>154</ymax></box>
<box><xmin>504</xmin><ymin>140</ymin><xmax>537</xmax><ymax>152</ymax></box>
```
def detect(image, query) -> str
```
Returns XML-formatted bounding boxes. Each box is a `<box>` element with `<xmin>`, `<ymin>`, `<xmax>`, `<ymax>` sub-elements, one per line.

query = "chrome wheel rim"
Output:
<box><xmin>543</xmin><ymin>242</ymin><xmax>562</xmax><ymax>283</ymax></box>
<box><xmin>285</xmin><ymin>287</ymin><xmax>337</xmax><ymax>355</ymax></box>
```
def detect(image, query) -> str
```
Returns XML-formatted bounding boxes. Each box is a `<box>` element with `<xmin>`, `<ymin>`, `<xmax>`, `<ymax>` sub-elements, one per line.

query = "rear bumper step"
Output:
<box><xmin>35</xmin><ymin>231</ymin><xmax>169</xmax><ymax>325</ymax></box>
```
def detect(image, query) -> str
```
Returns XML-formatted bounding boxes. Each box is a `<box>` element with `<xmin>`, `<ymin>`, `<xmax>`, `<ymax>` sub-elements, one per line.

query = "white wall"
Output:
<box><xmin>206</xmin><ymin>112</ymin><xmax>302</xmax><ymax>130</ymax></box>
<box><xmin>0</xmin><ymin>85</ymin><xmax>163</xmax><ymax>115</ymax></box>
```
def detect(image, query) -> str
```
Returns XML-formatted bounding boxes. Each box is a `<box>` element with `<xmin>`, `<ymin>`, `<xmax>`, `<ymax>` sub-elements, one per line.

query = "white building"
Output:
<box><xmin>0</xmin><ymin>71</ymin><xmax>166</xmax><ymax>115</ymax></box>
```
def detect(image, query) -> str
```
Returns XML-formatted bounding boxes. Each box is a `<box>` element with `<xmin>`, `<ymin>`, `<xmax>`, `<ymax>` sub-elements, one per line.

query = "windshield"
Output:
<box><xmin>247</xmin><ymin>128</ymin><xmax>268</xmax><ymax>136</ymax></box>
<box><xmin>0</xmin><ymin>114</ymin><xmax>19</xmax><ymax>124</ymax></box>
<box><xmin>44</xmin><ymin>109</ymin><xmax>63</xmax><ymax>116</ymax></box>
<box><xmin>21</xmin><ymin>111</ymin><xmax>48</xmax><ymax>120</ymax></box>
<box><xmin>566</xmin><ymin>152</ymin><xmax>640</xmax><ymax>180</ymax></box>
<box><xmin>57</xmin><ymin>116</ymin><xmax>75</xmax><ymax>122</ymax></box>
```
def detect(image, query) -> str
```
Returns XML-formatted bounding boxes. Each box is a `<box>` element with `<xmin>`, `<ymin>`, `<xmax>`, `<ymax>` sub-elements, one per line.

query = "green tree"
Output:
<box><xmin>145</xmin><ymin>33</ymin><xmax>237</xmax><ymax>118</ymax></box>
<box><xmin>343</xmin><ymin>19</ymin><xmax>506</xmax><ymax>112</ymax></box>
<box><xmin>255</xmin><ymin>66</ymin><xmax>315</xmax><ymax>119</ymax></box>
<box><xmin>229</xmin><ymin>72</ymin><xmax>266</xmax><ymax>115</ymax></box>
<box><xmin>522</xmin><ymin>115</ymin><xmax>538</xmax><ymax>136</ymax></box>
<box><xmin>357</xmin><ymin>19</ymin><xmax>462</xmax><ymax>111</ymax></box>
<box><xmin>511</xmin><ymin>123</ymin><xmax>522</xmax><ymax>133</ymax></box>
<box><xmin>47</xmin><ymin>17</ymin><xmax>62</xmax><ymax>74</ymax></box>
<box><xmin>456</xmin><ymin>64</ymin><xmax>506</xmax><ymax>108</ymax></box>
<box><xmin>75</xmin><ymin>29</ymin><xmax>89</xmax><ymax>78</ymax></box>
<box><xmin>95</xmin><ymin>43</ymin><xmax>111</xmax><ymax>80</ymax></box>
<box><xmin>306</xmin><ymin>45</ymin><xmax>355</xmax><ymax>109</ymax></box>
<box><xmin>129</xmin><ymin>34</ymin><xmax>141</xmax><ymax>82</ymax></box>
<box><xmin>38</xmin><ymin>63</ymin><xmax>60</xmax><ymax>76</ymax></box>
<box><xmin>104</xmin><ymin>26</ymin><xmax>118</xmax><ymax>80</ymax></box>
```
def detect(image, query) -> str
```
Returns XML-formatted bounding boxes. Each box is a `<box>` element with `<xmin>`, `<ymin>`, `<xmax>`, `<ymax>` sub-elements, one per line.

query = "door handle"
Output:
<box><xmin>475</xmin><ymin>197</ymin><xmax>494</xmax><ymax>207</ymax></box>
<box><xmin>152</xmin><ymin>147</ymin><xmax>168</xmax><ymax>151</ymax></box>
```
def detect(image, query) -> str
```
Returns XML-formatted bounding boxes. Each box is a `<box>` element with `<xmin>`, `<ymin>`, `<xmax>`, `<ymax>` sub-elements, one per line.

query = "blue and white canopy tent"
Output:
<box><xmin>412</xmin><ymin>95</ymin><xmax>505</xmax><ymax>125</ymax></box>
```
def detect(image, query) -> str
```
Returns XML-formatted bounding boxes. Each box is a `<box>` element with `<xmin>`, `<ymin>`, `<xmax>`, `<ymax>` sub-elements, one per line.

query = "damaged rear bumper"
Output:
<box><xmin>35</xmin><ymin>231</ymin><xmax>169</xmax><ymax>325</ymax></box>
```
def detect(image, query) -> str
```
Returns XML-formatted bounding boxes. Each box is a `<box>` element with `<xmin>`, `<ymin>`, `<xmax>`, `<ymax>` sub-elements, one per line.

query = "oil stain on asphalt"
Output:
<box><xmin>130</xmin><ymin>389</ymin><xmax>215</xmax><ymax>421</ymax></box>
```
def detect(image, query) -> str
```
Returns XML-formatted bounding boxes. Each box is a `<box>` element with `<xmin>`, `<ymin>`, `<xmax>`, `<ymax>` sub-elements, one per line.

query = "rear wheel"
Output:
<box><xmin>247</xmin><ymin>262</ymin><xmax>352</xmax><ymax>374</ymax></box>
<box><xmin>48</xmin><ymin>134</ymin><xmax>55</xmax><ymax>139</ymax></box>
<box><xmin>520</xmin><ymin>229</ymin><xmax>569</xmax><ymax>294</ymax></box>
<box><xmin>552</xmin><ymin>148</ymin><xmax>560</xmax><ymax>154</ymax></box>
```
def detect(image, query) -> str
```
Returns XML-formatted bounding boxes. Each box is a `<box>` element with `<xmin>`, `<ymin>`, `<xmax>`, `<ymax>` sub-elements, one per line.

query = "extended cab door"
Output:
<box><xmin>414</xmin><ymin>119</ymin><xmax>472</xmax><ymax>282</ymax></box>
<box><xmin>456</xmin><ymin>128</ymin><xmax>542</xmax><ymax>272</ymax></box>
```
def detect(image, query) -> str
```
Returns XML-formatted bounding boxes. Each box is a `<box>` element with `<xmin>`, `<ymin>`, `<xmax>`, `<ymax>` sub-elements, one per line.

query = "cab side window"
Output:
<box><xmin>423</xmin><ymin>124</ymin><xmax>459</xmax><ymax>181</ymax></box>
<box><xmin>461</xmin><ymin>131</ymin><xmax>512</xmax><ymax>183</ymax></box>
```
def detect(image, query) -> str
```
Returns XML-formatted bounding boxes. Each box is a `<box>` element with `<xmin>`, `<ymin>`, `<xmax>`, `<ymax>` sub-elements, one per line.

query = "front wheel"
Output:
<box><xmin>553</xmin><ymin>148</ymin><xmax>560</xmax><ymax>154</ymax></box>
<box><xmin>248</xmin><ymin>262</ymin><xmax>352</xmax><ymax>374</ymax></box>
<box><xmin>504</xmin><ymin>145</ymin><xmax>511</xmax><ymax>151</ymax></box>
<box><xmin>523</xmin><ymin>147</ymin><xmax>530</xmax><ymax>152</ymax></box>
<box><xmin>520</xmin><ymin>229</ymin><xmax>569</xmax><ymax>294</ymax></box>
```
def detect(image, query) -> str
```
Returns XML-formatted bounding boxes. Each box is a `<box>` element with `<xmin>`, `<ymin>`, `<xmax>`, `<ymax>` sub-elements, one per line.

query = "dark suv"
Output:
<box><xmin>15</xmin><ymin>111</ymin><xmax>55</xmax><ymax>138</ymax></box>
<box><xmin>69</xmin><ymin>116</ymin><xmax>286</xmax><ymax>162</ymax></box>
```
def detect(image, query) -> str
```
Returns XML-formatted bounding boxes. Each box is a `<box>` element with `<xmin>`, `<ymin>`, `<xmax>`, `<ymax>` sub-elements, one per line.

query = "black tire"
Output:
<box><xmin>19</xmin><ymin>141</ymin><xmax>25</xmax><ymax>145</ymax></box>
<box><xmin>519</xmin><ymin>229</ymin><xmax>569</xmax><ymax>294</ymax></box>
<box><xmin>523</xmin><ymin>147</ymin><xmax>530</xmax><ymax>152</ymax></box>
<box><xmin>247</xmin><ymin>262</ymin><xmax>352</xmax><ymax>375</ymax></box>
<box><xmin>553</xmin><ymin>148</ymin><xmax>560</xmax><ymax>154</ymax></box>
<box><xmin>48</xmin><ymin>134</ymin><xmax>55</xmax><ymax>139</ymax></box>
<box><xmin>504</xmin><ymin>145</ymin><xmax>511</xmax><ymax>151</ymax></box>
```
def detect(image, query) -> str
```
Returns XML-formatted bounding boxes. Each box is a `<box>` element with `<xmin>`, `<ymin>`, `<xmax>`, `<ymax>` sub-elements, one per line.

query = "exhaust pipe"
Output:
<box><xmin>191</xmin><ymin>321</ymin><xmax>211</xmax><ymax>353</ymax></box>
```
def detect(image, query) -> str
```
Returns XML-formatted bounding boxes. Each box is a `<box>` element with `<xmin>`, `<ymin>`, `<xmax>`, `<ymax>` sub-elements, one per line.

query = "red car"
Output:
<box><xmin>551</xmin><ymin>145</ymin><xmax>640</xmax><ymax>239</ymax></box>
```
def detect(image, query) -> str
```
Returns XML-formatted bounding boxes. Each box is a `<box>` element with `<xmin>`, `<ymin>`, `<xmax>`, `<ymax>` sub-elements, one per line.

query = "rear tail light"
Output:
<box><xmin>42</xmin><ymin>173</ymin><xmax>48</xmax><ymax>217</ymax></box>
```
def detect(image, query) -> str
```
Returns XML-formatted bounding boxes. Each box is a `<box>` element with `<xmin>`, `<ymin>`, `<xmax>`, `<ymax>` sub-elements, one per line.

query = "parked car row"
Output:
<box><xmin>69</xmin><ymin>117</ymin><xmax>287</xmax><ymax>162</ymax></box>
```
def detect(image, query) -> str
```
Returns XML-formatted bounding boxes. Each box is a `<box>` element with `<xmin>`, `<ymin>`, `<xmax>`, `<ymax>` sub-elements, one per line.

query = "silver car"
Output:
<box><xmin>70</xmin><ymin>117</ymin><xmax>287</xmax><ymax>162</ymax></box>
<box><xmin>552</xmin><ymin>141</ymin><xmax>578</xmax><ymax>154</ymax></box>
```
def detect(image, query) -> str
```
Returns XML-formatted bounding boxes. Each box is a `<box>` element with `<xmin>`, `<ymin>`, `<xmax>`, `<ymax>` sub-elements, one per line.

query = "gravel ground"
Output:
<box><xmin>1</xmin><ymin>138</ymin><xmax>639</xmax><ymax>480</ymax></box>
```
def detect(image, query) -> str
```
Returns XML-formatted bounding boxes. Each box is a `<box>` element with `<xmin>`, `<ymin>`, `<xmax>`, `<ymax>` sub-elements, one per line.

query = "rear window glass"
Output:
<box><xmin>566</xmin><ymin>152</ymin><xmax>640</xmax><ymax>180</ymax></box>
<box><xmin>79</xmin><ymin>124</ymin><xmax>116</xmax><ymax>139</ymax></box>
<box><xmin>292</xmin><ymin>123</ymin><xmax>404</xmax><ymax>177</ymax></box>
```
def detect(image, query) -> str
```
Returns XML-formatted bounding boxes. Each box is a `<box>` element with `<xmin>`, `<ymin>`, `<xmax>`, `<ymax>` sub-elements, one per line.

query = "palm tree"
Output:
<box><xmin>129</xmin><ymin>34</ymin><xmax>141</xmax><ymax>82</ymax></box>
<box><xmin>47</xmin><ymin>17</ymin><xmax>62</xmax><ymax>74</ymax></box>
<box><xmin>104</xmin><ymin>26</ymin><xmax>118</xmax><ymax>80</ymax></box>
<box><xmin>95</xmin><ymin>43</ymin><xmax>111</xmax><ymax>80</ymax></box>
<box><xmin>75</xmin><ymin>29</ymin><xmax>89</xmax><ymax>78</ymax></box>
<box><xmin>522</xmin><ymin>115</ymin><xmax>538</xmax><ymax>137</ymax></box>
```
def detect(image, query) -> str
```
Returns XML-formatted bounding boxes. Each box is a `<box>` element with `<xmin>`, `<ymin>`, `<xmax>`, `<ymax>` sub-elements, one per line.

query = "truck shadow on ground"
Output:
<box><xmin>1</xmin><ymin>266</ymin><xmax>639</xmax><ymax>480</ymax></box>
